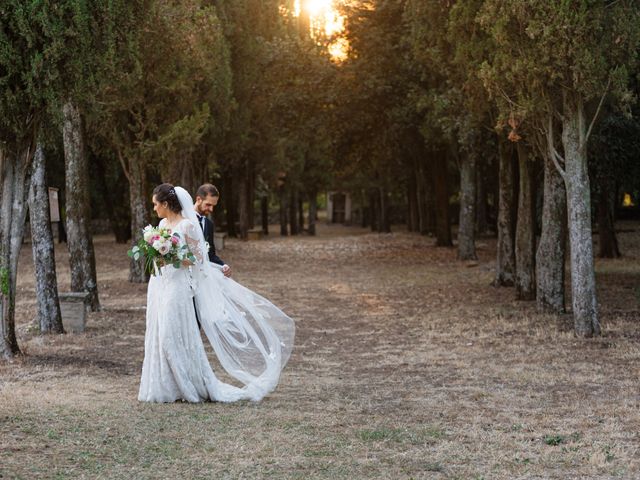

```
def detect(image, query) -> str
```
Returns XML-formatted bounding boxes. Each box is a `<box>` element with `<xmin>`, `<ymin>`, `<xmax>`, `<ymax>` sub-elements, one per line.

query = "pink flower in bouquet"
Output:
<box><xmin>171</xmin><ymin>236</ymin><xmax>179</xmax><ymax>245</ymax></box>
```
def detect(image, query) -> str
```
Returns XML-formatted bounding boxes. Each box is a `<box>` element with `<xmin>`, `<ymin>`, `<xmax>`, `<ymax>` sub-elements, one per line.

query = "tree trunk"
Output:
<box><xmin>298</xmin><ymin>196</ymin><xmax>304</xmax><ymax>232</ymax></box>
<box><xmin>127</xmin><ymin>156</ymin><xmax>148</xmax><ymax>283</ymax></box>
<box><xmin>308</xmin><ymin>189</ymin><xmax>317</xmax><ymax>236</ymax></box>
<box><xmin>289</xmin><ymin>189</ymin><xmax>299</xmax><ymax>235</ymax></box>
<box><xmin>0</xmin><ymin>141</ymin><xmax>35</xmax><ymax>358</ymax></box>
<box><xmin>458</xmin><ymin>152</ymin><xmax>477</xmax><ymax>260</ymax></box>
<box><xmin>379</xmin><ymin>187</ymin><xmax>391</xmax><ymax>233</ymax></box>
<box><xmin>360</xmin><ymin>190</ymin><xmax>368</xmax><ymax>228</ymax></box>
<box><xmin>369</xmin><ymin>189</ymin><xmax>379</xmax><ymax>232</ymax></box>
<box><xmin>407</xmin><ymin>169</ymin><xmax>418</xmax><ymax>232</ymax></box>
<box><xmin>94</xmin><ymin>154</ymin><xmax>130</xmax><ymax>244</ymax></box>
<box><xmin>423</xmin><ymin>160</ymin><xmax>436</xmax><ymax>235</ymax></box>
<box><xmin>237</xmin><ymin>164</ymin><xmax>249</xmax><ymax>240</ymax></box>
<box><xmin>536</xmin><ymin>152</ymin><xmax>566</xmax><ymax>313</ymax></box>
<box><xmin>476</xmin><ymin>162</ymin><xmax>488</xmax><ymax>235</ymax></box>
<box><xmin>279</xmin><ymin>186</ymin><xmax>288</xmax><ymax>236</ymax></box>
<box><xmin>494</xmin><ymin>137</ymin><xmax>516</xmax><ymax>286</ymax></box>
<box><xmin>224</xmin><ymin>169</ymin><xmax>237</xmax><ymax>237</ymax></box>
<box><xmin>248</xmin><ymin>160</ymin><xmax>255</xmax><ymax>230</ymax></box>
<box><xmin>515</xmin><ymin>141</ymin><xmax>536</xmax><ymax>300</ymax></box>
<box><xmin>433</xmin><ymin>150</ymin><xmax>452</xmax><ymax>246</ymax></box>
<box><xmin>29</xmin><ymin>145</ymin><xmax>63</xmax><ymax>333</ymax></box>
<box><xmin>63</xmin><ymin>101</ymin><xmax>100</xmax><ymax>309</ymax></box>
<box><xmin>597</xmin><ymin>176</ymin><xmax>620</xmax><ymax>258</ymax></box>
<box><xmin>562</xmin><ymin>92</ymin><xmax>599</xmax><ymax>336</ymax></box>
<box><xmin>261</xmin><ymin>195</ymin><xmax>269</xmax><ymax>235</ymax></box>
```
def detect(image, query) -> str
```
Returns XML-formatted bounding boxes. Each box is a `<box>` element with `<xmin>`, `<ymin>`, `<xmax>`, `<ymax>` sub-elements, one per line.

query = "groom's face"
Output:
<box><xmin>195</xmin><ymin>194</ymin><xmax>219</xmax><ymax>216</ymax></box>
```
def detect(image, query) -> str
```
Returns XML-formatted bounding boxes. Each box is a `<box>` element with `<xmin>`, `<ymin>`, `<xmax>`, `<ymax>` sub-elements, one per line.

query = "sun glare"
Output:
<box><xmin>305</xmin><ymin>0</ymin><xmax>333</xmax><ymax>16</ymax></box>
<box><xmin>293</xmin><ymin>0</ymin><xmax>347</xmax><ymax>61</ymax></box>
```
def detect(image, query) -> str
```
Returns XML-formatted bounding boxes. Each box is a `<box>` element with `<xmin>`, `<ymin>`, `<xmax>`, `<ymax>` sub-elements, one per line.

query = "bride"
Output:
<box><xmin>138</xmin><ymin>183</ymin><xmax>295</xmax><ymax>403</ymax></box>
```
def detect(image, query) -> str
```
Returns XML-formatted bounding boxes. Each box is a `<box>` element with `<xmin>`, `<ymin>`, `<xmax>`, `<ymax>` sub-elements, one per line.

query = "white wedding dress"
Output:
<box><xmin>138</xmin><ymin>188</ymin><xmax>295</xmax><ymax>403</ymax></box>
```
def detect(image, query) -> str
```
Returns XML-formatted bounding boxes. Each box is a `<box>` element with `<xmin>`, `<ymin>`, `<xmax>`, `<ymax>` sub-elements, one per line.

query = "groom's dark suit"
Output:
<box><xmin>196</xmin><ymin>213</ymin><xmax>224</xmax><ymax>266</ymax></box>
<box><xmin>194</xmin><ymin>213</ymin><xmax>224</xmax><ymax>332</ymax></box>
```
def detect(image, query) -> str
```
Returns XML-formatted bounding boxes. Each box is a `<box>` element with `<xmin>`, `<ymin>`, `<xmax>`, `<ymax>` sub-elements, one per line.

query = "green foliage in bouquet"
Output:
<box><xmin>127</xmin><ymin>226</ymin><xmax>196</xmax><ymax>275</ymax></box>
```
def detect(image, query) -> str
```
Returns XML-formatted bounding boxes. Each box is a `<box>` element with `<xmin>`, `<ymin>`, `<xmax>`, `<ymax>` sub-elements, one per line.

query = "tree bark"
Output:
<box><xmin>433</xmin><ymin>150</ymin><xmax>452</xmax><ymax>246</ymax></box>
<box><xmin>63</xmin><ymin>101</ymin><xmax>100</xmax><ymax>309</ymax></box>
<box><xmin>298</xmin><ymin>195</ymin><xmax>304</xmax><ymax>232</ymax></box>
<box><xmin>0</xmin><ymin>140</ymin><xmax>35</xmax><ymax>358</ymax></box>
<box><xmin>308</xmin><ymin>189</ymin><xmax>317</xmax><ymax>236</ymax></box>
<box><xmin>476</xmin><ymin>162</ymin><xmax>488</xmax><ymax>235</ymax></box>
<box><xmin>407</xmin><ymin>168</ymin><xmax>418</xmax><ymax>232</ymax></box>
<box><xmin>223</xmin><ymin>169</ymin><xmax>237</xmax><ymax>238</ymax></box>
<box><xmin>289</xmin><ymin>189</ymin><xmax>300</xmax><ymax>235</ymax></box>
<box><xmin>29</xmin><ymin>145</ymin><xmax>64</xmax><ymax>333</ymax></box>
<box><xmin>237</xmin><ymin>164</ymin><xmax>249</xmax><ymax>240</ymax></box>
<box><xmin>369</xmin><ymin>189</ymin><xmax>379</xmax><ymax>232</ymax></box>
<box><xmin>379</xmin><ymin>187</ymin><xmax>391</xmax><ymax>233</ymax></box>
<box><xmin>597</xmin><ymin>176</ymin><xmax>620</xmax><ymax>258</ymax></box>
<box><xmin>458</xmin><ymin>152</ymin><xmax>477</xmax><ymax>260</ymax></box>
<box><xmin>126</xmin><ymin>156</ymin><xmax>148</xmax><ymax>283</ymax></box>
<box><xmin>536</xmin><ymin>152</ymin><xmax>566</xmax><ymax>313</ymax></box>
<box><xmin>423</xmin><ymin>160</ymin><xmax>436</xmax><ymax>235</ymax></box>
<box><xmin>260</xmin><ymin>195</ymin><xmax>269</xmax><ymax>235</ymax></box>
<box><xmin>248</xmin><ymin>160</ymin><xmax>255</xmax><ymax>230</ymax></box>
<box><xmin>279</xmin><ymin>186</ymin><xmax>288</xmax><ymax>236</ymax></box>
<box><xmin>93</xmin><ymin>154</ymin><xmax>130</xmax><ymax>243</ymax></box>
<box><xmin>562</xmin><ymin>92</ymin><xmax>599</xmax><ymax>336</ymax></box>
<box><xmin>494</xmin><ymin>137</ymin><xmax>516</xmax><ymax>286</ymax></box>
<box><xmin>515</xmin><ymin>141</ymin><xmax>536</xmax><ymax>300</ymax></box>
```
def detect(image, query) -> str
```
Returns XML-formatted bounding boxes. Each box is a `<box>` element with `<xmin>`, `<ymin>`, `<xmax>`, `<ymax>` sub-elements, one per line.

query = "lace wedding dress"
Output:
<box><xmin>138</xmin><ymin>188</ymin><xmax>295</xmax><ymax>403</ymax></box>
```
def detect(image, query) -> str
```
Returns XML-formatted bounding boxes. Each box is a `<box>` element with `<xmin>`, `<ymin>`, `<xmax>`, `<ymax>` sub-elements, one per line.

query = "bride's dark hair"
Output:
<box><xmin>153</xmin><ymin>183</ymin><xmax>182</xmax><ymax>213</ymax></box>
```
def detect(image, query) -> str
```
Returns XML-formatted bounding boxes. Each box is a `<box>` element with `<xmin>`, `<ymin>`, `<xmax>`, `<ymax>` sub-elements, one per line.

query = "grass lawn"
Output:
<box><xmin>1</xmin><ymin>222</ymin><xmax>639</xmax><ymax>479</ymax></box>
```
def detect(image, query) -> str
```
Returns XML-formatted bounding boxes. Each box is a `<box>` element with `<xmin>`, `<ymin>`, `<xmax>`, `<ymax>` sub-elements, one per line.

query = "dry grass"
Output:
<box><xmin>1</xmin><ymin>222</ymin><xmax>639</xmax><ymax>479</ymax></box>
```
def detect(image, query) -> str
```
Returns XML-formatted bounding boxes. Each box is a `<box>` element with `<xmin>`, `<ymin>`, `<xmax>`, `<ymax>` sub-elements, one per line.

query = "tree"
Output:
<box><xmin>92</xmin><ymin>1</ymin><xmax>232</xmax><ymax>280</ymax></box>
<box><xmin>63</xmin><ymin>102</ymin><xmax>99</xmax><ymax>310</ymax></box>
<box><xmin>0</xmin><ymin>2</ymin><xmax>68</xmax><ymax>357</ymax></box>
<box><xmin>29</xmin><ymin>145</ymin><xmax>63</xmax><ymax>333</ymax></box>
<box><xmin>493</xmin><ymin>136</ymin><xmax>516</xmax><ymax>287</ymax></box>
<box><xmin>405</xmin><ymin>0</ymin><xmax>498</xmax><ymax>253</ymax></box>
<box><xmin>479</xmin><ymin>0</ymin><xmax>640</xmax><ymax>336</ymax></box>
<box><xmin>589</xmin><ymin>112</ymin><xmax>640</xmax><ymax>258</ymax></box>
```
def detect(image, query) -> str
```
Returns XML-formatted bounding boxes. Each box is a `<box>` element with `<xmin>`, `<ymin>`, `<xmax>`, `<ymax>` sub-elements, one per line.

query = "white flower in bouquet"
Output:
<box><xmin>157</xmin><ymin>242</ymin><xmax>171</xmax><ymax>256</ymax></box>
<box><xmin>143</xmin><ymin>225</ymin><xmax>155</xmax><ymax>242</ymax></box>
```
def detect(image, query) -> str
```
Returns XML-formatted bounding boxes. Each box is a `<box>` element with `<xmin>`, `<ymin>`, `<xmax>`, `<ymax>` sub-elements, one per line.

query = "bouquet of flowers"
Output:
<box><xmin>127</xmin><ymin>225</ymin><xmax>196</xmax><ymax>275</ymax></box>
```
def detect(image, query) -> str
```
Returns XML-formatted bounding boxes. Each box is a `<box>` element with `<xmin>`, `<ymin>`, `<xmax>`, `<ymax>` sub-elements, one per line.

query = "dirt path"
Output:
<box><xmin>1</xmin><ymin>223</ymin><xmax>639</xmax><ymax>479</ymax></box>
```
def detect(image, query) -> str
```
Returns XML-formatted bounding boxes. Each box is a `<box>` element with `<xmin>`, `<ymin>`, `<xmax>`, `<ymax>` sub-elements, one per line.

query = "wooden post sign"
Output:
<box><xmin>48</xmin><ymin>187</ymin><xmax>60</xmax><ymax>222</ymax></box>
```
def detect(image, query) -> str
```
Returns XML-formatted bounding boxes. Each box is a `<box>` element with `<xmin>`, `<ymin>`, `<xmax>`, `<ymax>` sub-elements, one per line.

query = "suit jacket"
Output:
<box><xmin>197</xmin><ymin>215</ymin><xmax>225</xmax><ymax>266</ymax></box>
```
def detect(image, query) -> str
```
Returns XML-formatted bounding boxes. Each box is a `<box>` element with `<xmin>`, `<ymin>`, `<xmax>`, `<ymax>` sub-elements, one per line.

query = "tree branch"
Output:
<box><xmin>117</xmin><ymin>150</ymin><xmax>132</xmax><ymax>183</ymax></box>
<box><xmin>547</xmin><ymin>114</ymin><xmax>566</xmax><ymax>179</ymax></box>
<box><xmin>581</xmin><ymin>76</ymin><xmax>611</xmax><ymax>153</ymax></box>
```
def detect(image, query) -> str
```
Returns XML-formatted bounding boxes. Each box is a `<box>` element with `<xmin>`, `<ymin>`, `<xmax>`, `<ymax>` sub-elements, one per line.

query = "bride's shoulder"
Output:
<box><xmin>177</xmin><ymin>217</ymin><xmax>198</xmax><ymax>230</ymax></box>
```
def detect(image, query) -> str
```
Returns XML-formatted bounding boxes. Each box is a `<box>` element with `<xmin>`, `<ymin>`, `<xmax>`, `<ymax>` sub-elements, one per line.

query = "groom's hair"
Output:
<box><xmin>196</xmin><ymin>184</ymin><xmax>219</xmax><ymax>199</ymax></box>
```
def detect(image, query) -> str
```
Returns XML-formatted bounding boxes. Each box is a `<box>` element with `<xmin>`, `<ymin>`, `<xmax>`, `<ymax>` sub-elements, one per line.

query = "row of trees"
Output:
<box><xmin>332</xmin><ymin>0</ymin><xmax>640</xmax><ymax>337</ymax></box>
<box><xmin>1</xmin><ymin>1</ymin><xmax>639</xmax><ymax>359</ymax></box>
<box><xmin>0</xmin><ymin>0</ymin><xmax>335</xmax><ymax>358</ymax></box>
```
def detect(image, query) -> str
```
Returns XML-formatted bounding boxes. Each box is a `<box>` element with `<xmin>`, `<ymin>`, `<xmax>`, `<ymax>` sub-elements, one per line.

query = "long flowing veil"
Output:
<box><xmin>174</xmin><ymin>187</ymin><xmax>295</xmax><ymax>401</ymax></box>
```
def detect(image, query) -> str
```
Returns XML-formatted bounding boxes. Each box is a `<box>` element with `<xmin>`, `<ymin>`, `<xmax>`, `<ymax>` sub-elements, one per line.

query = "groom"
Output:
<box><xmin>194</xmin><ymin>183</ymin><xmax>231</xmax><ymax>277</ymax></box>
